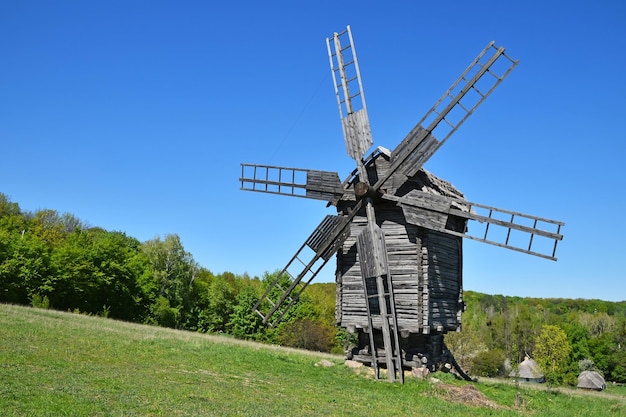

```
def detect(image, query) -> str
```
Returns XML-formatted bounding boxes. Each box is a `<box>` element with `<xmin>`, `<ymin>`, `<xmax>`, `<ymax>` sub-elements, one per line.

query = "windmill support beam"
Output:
<box><xmin>357</xmin><ymin>199</ymin><xmax>403</xmax><ymax>382</ymax></box>
<box><xmin>364</xmin><ymin>201</ymin><xmax>396</xmax><ymax>381</ymax></box>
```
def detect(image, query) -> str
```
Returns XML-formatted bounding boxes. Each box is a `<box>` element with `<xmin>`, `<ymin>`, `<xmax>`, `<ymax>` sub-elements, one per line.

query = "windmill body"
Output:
<box><xmin>240</xmin><ymin>26</ymin><xmax>564</xmax><ymax>382</ymax></box>
<box><xmin>334</xmin><ymin>149</ymin><xmax>468</xmax><ymax>373</ymax></box>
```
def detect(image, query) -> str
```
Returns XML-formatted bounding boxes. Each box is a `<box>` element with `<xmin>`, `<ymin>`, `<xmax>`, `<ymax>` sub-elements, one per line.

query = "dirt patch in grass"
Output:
<box><xmin>437</xmin><ymin>383</ymin><xmax>502</xmax><ymax>409</ymax></box>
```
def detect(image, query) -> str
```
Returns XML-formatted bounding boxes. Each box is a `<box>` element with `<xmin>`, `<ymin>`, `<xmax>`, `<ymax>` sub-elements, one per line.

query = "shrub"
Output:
<box><xmin>278</xmin><ymin>319</ymin><xmax>335</xmax><ymax>352</ymax></box>
<box><xmin>31</xmin><ymin>294</ymin><xmax>50</xmax><ymax>309</ymax></box>
<box><xmin>471</xmin><ymin>349</ymin><xmax>506</xmax><ymax>377</ymax></box>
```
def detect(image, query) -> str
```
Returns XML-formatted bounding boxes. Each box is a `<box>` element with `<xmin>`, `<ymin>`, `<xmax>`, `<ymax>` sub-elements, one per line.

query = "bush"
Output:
<box><xmin>148</xmin><ymin>296</ymin><xmax>180</xmax><ymax>328</ymax></box>
<box><xmin>31</xmin><ymin>294</ymin><xmax>50</xmax><ymax>309</ymax></box>
<box><xmin>579</xmin><ymin>358</ymin><xmax>597</xmax><ymax>372</ymax></box>
<box><xmin>334</xmin><ymin>327</ymin><xmax>357</xmax><ymax>354</ymax></box>
<box><xmin>471</xmin><ymin>349</ymin><xmax>506</xmax><ymax>377</ymax></box>
<box><xmin>278</xmin><ymin>319</ymin><xmax>335</xmax><ymax>352</ymax></box>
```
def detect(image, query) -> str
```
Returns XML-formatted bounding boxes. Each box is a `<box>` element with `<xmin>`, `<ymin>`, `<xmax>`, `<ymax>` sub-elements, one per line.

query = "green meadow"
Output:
<box><xmin>1</xmin><ymin>304</ymin><xmax>624</xmax><ymax>416</ymax></box>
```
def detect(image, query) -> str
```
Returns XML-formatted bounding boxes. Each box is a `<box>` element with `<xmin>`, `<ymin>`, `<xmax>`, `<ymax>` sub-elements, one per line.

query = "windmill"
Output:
<box><xmin>240</xmin><ymin>26</ymin><xmax>564</xmax><ymax>382</ymax></box>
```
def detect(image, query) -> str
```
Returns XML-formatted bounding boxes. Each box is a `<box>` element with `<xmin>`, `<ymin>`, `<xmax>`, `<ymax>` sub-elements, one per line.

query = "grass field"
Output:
<box><xmin>1</xmin><ymin>304</ymin><xmax>625</xmax><ymax>416</ymax></box>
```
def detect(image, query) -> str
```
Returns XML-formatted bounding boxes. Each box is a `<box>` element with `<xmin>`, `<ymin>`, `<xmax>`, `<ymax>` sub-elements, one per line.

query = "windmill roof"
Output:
<box><xmin>402</xmin><ymin>168</ymin><xmax>470</xmax><ymax>214</ymax></box>
<box><xmin>368</xmin><ymin>147</ymin><xmax>466</xmax><ymax>197</ymax></box>
<box><xmin>410</xmin><ymin>169</ymin><xmax>465</xmax><ymax>200</ymax></box>
<box><xmin>347</xmin><ymin>150</ymin><xmax>470</xmax><ymax>213</ymax></box>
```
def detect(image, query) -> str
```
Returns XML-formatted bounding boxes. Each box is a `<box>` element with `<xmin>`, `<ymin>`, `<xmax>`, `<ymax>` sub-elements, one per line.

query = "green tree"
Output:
<box><xmin>609</xmin><ymin>318</ymin><xmax>626</xmax><ymax>382</ymax></box>
<box><xmin>252</xmin><ymin>270</ymin><xmax>326</xmax><ymax>347</ymax></box>
<box><xmin>445</xmin><ymin>325</ymin><xmax>485</xmax><ymax>371</ymax></box>
<box><xmin>511</xmin><ymin>304</ymin><xmax>542</xmax><ymax>363</ymax></box>
<box><xmin>150</xmin><ymin>295</ymin><xmax>180</xmax><ymax>328</ymax></box>
<box><xmin>31</xmin><ymin>209</ymin><xmax>67</xmax><ymax>247</ymax></box>
<box><xmin>44</xmin><ymin>229</ymin><xmax>146</xmax><ymax>319</ymax></box>
<box><xmin>141</xmin><ymin>234</ymin><xmax>198</xmax><ymax>327</ymax></box>
<box><xmin>203</xmin><ymin>274</ymin><xmax>236</xmax><ymax>333</ymax></box>
<box><xmin>228</xmin><ymin>284</ymin><xmax>263</xmax><ymax>339</ymax></box>
<box><xmin>306</xmin><ymin>283</ymin><xmax>336</xmax><ymax>325</ymax></box>
<box><xmin>0</xmin><ymin>231</ymin><xmax>50</xmax><ymax>305</ymax></box>
<box><xmin>589</xmin><ymin>331</ymin><xmax>613</xmax><ymax>377</ymax></box>
<box><xmin>87</xmin><ymin>230</ymin><xmax>147</xmax><ymax>320</ymax></box>
<box><xmin>609</xmin><ymin>349</ymin><xmax>626</xmax><ymax>382</ymax></box>
<box><xmin>564</xmin><ymin>320</ymin><xmax>592</xmax><ymax>363</ymax></box>
<box><xmin>273</xmin><ymin>288</ymin><xmax>333</xmax><ymax>351</ymax></box>
<box><xmin>534</xmin><ymin>324</ymin><xmax>571</xmax><ymax>386</ymax></box>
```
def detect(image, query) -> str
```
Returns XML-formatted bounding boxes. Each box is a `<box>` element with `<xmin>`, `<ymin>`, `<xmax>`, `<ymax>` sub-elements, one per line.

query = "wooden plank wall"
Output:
<box><xmin>336</xmin><ymin>203</ymin><xmax>464</xmax><ymax>334</ymax></box>
<box><xmin>423</xmin><ymin>230</ymin><xmax>464</xmax><ymax>332</ymax></box>
<box><xmin>335</xmin><ymin>151</ymin><xmax>465</xmax><ymax>336</ymax></box>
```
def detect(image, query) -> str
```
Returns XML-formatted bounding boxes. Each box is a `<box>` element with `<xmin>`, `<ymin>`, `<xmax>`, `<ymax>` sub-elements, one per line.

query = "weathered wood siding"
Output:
<box><xmin>422</xmin><ymin>229</ymin><xmax>464</xmax><ymax>332</ymax></box>
<box><xmin>335</xmin><ymin>152</ymin><xmax>466</xmax><ymax>336</ymax></box>
<box><xmin>336</xmin><ymin>204</ymin><xmax>463</xmax><ymax>334</ymax></box>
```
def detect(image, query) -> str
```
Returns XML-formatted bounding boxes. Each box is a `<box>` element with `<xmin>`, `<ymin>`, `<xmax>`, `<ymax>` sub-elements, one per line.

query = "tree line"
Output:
<box><xmin>0</xmin><ymin>193</ymin><xmax>340</xmax><ymax>352</ymax></box>
<box><xmin>447</xmin><ymin>291</ymin><xmax>626</xmax><ymax>385</ymax></box>
<box><xmin>2</xmin><ymin>192</ymin><xmax>625</xmax><ymax>385</ymax></box>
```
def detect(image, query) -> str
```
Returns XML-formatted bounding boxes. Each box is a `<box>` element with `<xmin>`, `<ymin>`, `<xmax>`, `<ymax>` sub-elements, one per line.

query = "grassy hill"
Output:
<box><xmin>1</xmin><ymin>304</ymin><xmax>624</xmax><ymax>416</ymax></box>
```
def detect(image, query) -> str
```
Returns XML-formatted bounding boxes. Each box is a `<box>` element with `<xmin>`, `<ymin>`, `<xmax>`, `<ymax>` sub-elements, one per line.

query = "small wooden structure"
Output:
<box><xmin>577</xmin><ymin>370</ymin><xmax>606</xmax><ymax>391</ymax></box>
<box><xmin>240</xmin><ymin>26</ymin><xmax>564</xmax><ymax>382</ymax></box>
<box><xmin>510</xmin><ymin>356</ymin><xmax>545</xmax><ymax>383</ymax></box>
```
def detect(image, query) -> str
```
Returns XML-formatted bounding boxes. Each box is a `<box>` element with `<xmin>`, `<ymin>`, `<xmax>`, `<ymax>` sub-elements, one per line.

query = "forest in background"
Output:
<box><xmin>1</xmin><ymin>193</ymin><xmax>625</xmax><ymax>386</ymax></box>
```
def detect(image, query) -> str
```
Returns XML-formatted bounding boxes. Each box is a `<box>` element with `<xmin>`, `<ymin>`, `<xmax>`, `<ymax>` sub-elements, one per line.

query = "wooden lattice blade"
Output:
<box><xmin>240</xmin><ymin>163</ymin><xmax>347</xmax><ymax>204</ymax></box>
<box><xmin>327</xmin><ymin>26</ymin><xmax>373</xmax><ymax>161</ymax></box>
<box><xmin>383</xmin><ymin>192</ymin><xmax>564</xmax><ymax>261</ymax></box>
<box><xmin>379</xmin><ymin>41</ymin><xmax>518</xmax><ymax>189</ymax></box>
<box><xmin>356</xmin><ymin>221</ymin><xmax>389</xmax><ymax>280</ymax></box>
<box><xmin>252</xmin><ymin>212</ymin><xmax>354</xmax><ymax>327</ymax></box>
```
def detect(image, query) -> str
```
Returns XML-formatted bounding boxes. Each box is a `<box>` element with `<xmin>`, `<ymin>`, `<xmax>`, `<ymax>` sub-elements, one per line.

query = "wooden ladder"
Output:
<box><xmin>362</xmin><ymin>274</ymin><xmax>404</xmax><ymax>383</ymax></box>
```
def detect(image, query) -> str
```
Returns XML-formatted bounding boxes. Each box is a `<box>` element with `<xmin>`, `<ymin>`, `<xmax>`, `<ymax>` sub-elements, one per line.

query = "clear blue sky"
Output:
<box><xmin>2</xmin><ymin>1</ymin><xmax>624</xmax><ymax>301</ymax></box>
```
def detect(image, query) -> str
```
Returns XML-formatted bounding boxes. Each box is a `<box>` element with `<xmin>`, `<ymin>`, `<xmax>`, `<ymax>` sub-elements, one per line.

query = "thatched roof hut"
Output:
<box><xmin>509</xmin><ymin>356</ymin><xmax>545</xmax><ymax>383</ymax></box>
<box><xmin>577</xmin><ymin>370</ymin><xmax>606</xmax><ymax>391</ymax></box>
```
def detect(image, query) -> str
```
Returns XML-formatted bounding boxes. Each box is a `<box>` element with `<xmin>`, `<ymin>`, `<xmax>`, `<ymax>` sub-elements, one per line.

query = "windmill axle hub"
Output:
<box><xmin>354</xmin><ymin>181</ymin><xmax>380</xmax><ymax>200</ymax></box>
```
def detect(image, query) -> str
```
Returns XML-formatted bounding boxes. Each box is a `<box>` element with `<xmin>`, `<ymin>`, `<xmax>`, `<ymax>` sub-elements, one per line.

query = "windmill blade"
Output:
<box><xmin>356</xmin><ymin>223</ymin><xmax>389</xmax><ymax>280</ymax></box>
<box><xmin>240</xmin><ymin>163</ymin><xmax>348</xmax><ymax>204</ymax></box>
<box><xmin>327</xmin><ymin>25</ymin><xmax>373</xmax><ymax>161</ymax></box>
<box><xmin>377</xmin><ymin>41</ymin><xmax>519</xmax><ymax>189</ymax></box>
<box><xmin>253</xmin><ymin>211</ymin><xmax>358</xmax><ymax>327</ymax></box>
<box><xmin>383</xmin><ymin>192</ymin><xmax>564</xmax><ymax>261</ymax></box>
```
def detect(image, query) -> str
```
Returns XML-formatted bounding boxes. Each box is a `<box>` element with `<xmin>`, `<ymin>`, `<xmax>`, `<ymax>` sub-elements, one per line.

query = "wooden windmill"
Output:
<box><xmin>240</xmin><ymin>26</ymin><xmax>564</xmax><ymax>382</ymax></box>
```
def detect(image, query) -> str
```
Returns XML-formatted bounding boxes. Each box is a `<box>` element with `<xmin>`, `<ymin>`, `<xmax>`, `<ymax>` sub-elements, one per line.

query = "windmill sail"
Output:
<box><xmin>327</xmin><ymin>25</ymin><xmax>373</xmax><ymax>161</ymax></box>
<box><xmin>383</xmin><ymin>41</ymin><xmax>518</xmax><ymax>186</ymax></box>
<box><xmin>383</xmin><ymin>192</ymin><xmax>564</xmax><ymax>260</ymax></box>
<box><xmin>253</xmin><ymin>212</ymin><xmax>356</xmax><ymax>327</ymax></box>
<box><xmin>356</xmin><ymin>224</ymin><xmax>389</xmax><ymax>280</ymax></box>
<box><xmin>240</xmin><ymin>163</ymin><xmax>346</xmax><ymax>204</ymax></box>
<box><xmin>356</xmin><ymin>222</ymin><xmax>404</xmax><ymax>382</ymax></box>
